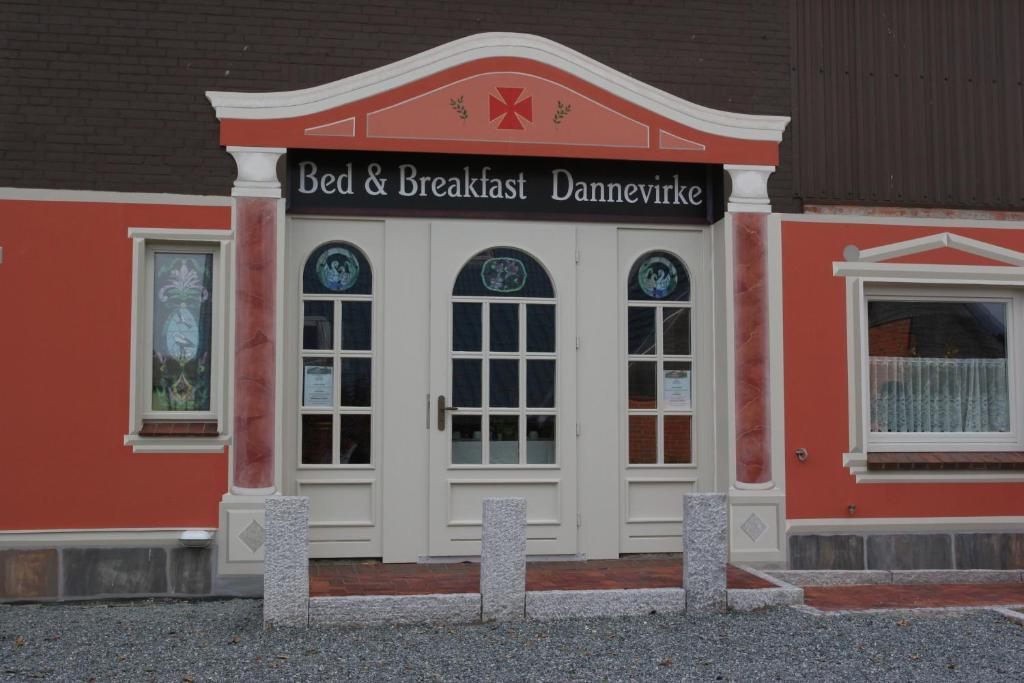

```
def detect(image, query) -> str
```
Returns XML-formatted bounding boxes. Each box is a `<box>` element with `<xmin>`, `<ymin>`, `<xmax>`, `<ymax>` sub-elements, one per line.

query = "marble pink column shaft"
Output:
<box><xmin>732</xmin><ymin>212</ymin><xmax>772</xmax><ymax>485</ymax></box>
<box><xmin>232</xmin><ymin>197</ymin><xmax>277</xmax><ymax>490</ymax></box>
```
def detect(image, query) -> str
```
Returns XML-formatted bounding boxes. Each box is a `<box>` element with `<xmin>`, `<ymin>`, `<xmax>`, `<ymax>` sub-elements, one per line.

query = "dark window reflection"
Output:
<box><xmin>339</xmin><ymin>414</ymin><xmax>371</xmax><ymax>464</ymax></box>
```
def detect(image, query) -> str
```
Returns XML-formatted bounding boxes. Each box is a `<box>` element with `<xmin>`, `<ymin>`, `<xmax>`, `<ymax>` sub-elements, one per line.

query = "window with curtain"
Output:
<box><xmin>867</xmin><ymin>299</ymin><xmax>1012</xmax><ymax>439</ymax></box>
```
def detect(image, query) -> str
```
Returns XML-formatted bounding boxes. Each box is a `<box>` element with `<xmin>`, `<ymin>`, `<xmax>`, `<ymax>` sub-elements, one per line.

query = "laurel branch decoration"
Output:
<box><xmin>553</xmin><ymin>100</ymin><xmax>573</xmax><ymax>124</ymax></box>
<box><xmin>449</xmin><ymin>95</ymin><xmax>469</xmax><ymax>121</ymax></box>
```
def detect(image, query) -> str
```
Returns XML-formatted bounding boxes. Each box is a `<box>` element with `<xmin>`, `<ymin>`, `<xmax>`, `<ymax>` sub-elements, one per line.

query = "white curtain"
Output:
<box><xmin>870</xmin><ymin>356</ymin><xmax>1010</xmax><ymax>433</ymax></box>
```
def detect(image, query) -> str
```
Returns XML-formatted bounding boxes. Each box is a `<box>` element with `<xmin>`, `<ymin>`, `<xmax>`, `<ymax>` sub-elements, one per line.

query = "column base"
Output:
<box><xmin>728</xmin><ymin>486</ymin><xmax>786</xmax><ymax>565</ymax></box>
<box><xmin>217</xmin><ymin>493</ymin><xmax>278</xmax><ymax>576</ymax></box>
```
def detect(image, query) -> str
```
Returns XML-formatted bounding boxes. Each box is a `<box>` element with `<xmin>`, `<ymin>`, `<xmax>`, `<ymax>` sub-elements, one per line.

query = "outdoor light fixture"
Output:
<box><xmin>179</xmin><ymin>530</ymin><xmax>214</xmax><ymax>548</ymax></box>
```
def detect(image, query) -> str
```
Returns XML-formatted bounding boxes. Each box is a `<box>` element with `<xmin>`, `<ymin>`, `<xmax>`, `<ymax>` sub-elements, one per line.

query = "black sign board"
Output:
<box><xmin>287</xmin><ymin>150</ymin><xmax>723</xmax><ymax>224</ymax></box>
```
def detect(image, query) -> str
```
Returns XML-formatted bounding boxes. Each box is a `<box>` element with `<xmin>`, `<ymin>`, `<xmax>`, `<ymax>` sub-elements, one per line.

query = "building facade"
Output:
<box><xmin>3</xmin><ymin>1</ymin><xmax>1024</xmax><ymax>599</ymax></box>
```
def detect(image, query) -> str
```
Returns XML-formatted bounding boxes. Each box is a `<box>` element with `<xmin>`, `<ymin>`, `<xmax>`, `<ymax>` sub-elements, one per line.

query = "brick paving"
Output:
<box><xmin>309</xmin><ymin>556</ymin><xmax>774</xmax><ymax>597</ymax></box>
<box><xmin>804</xmin><ymin>583</ymin><xmax>1024</xmax><ymax>611</ymax></box>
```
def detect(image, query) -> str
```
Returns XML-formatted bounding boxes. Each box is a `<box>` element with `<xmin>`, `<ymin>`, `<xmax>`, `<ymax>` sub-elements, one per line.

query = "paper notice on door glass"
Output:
<box><xmin>663</xmin><ymin>369</ymin><xmax>691</xmax><ymax>410</ymax></box>
<box><xmin>303</xmin><ymin>365</ymin><xmax>334</xmax><ymax>407</ymax></box>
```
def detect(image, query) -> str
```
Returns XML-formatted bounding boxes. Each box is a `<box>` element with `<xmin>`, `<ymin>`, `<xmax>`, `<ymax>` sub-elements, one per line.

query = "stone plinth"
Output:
<box><xmin>480</xmin><ymin>497</ymin><xmax>526</xmax><ymax>621</ymax></box>
<box><xmin>263</xmin><ymin>496</ymin><xmax>309</xmax><ymax>628</ymax></box>
<box><xmin>683</xmin><ymin>493</ymin><xmax>727</xmax><ymax>614</ymax></box>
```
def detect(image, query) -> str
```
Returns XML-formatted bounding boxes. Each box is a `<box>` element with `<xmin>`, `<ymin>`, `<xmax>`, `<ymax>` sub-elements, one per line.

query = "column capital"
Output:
<box><xmin>724</xmin><ymin>164</ymin><xmax>775</xmax><ymax>214</ymax></box>
<box><xmin>228</xmin><ymin>146</ymin><xmax>286</xmax><ymax>198</ymax></box>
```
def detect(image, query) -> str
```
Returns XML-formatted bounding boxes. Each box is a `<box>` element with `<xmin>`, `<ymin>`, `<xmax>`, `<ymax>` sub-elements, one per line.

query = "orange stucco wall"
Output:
<box><xmin>0</xmin><ymin>198</ymin><xmax>231</xmax><ymax>530</ymax></box>
<box><xmin>782</xmin><ymin>219</ymin><xmax>1024</xmax><ymax>520</ymax></box>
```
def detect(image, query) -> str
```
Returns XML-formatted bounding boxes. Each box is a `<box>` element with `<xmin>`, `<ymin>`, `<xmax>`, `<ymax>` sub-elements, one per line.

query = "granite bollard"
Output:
<box><xmin>683</xmin><ymin>493</ymin><xmax>727</xmax><ymax>614</ymax></box>
<box><xmin>263</xmin><ymin>496</ymin><xmax>310</xmax><ymax>628</ymax></box>
<box><xmin>480</xmin><ymin>497</ymin><xmax>527</xmax><ymax>621</ymax></box>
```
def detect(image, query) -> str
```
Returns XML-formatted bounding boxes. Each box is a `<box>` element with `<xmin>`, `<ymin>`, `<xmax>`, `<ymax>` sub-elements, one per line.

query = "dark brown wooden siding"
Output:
<box><xmin>0</xmin><ymin>0</ymin><xmax>797</xmax><ymax>210</ymax></box>
<box><xmin>791</xmin><ymin>0</ymin><xmax>1024</xmax><ymax>211</ymax></box>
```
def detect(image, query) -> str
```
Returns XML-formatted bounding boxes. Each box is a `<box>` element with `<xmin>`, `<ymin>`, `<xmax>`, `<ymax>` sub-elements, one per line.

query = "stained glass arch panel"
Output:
<box><xmin>453</xmin><ymin>247</ymin><xmax>554</xmax><ymax>298</ymax></box>
<box><xmin>627</xmin><ymin>251</ymin><xmax>690</xmax><ymax>302</ymax></box>
<box><xmin>303</xmin><ymin>241</ymin><xmax>373</xmax><ymax>295</ymax></box>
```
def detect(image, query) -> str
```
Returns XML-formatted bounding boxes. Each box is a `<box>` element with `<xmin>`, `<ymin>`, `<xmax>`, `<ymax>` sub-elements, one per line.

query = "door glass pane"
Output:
<box><xmin>489</xmin><ymin>415</ymin><xmax>520</xmax><ymax>464</ymax></box>
<box><xmin>302</xmin><ymin>357</ymin><xmax>334</xmax><ymax>407</ymax></box>
<box><xmin>302</xmin><ymin>301</ymin><xmax>334</xmax><ymax>350</ymax></box>
<box><xmin>341</xmin><ymin>301</ymin><xmax>372</xmax><ymax>350</ymax></box>
<box><xmin>526</xmin><ymin>415</ymin><xmax>556</xmax><ymax>464</ymax></box>
<box><xmin>627</xmin><ymin>251</ymin><xmax>690</xmax><ymax>302</ymax></box>
<box><xmin>628</xmin><ymin>307</ymin><xmax>656</xmax><ymax>355</ymax></box>
<box><xmin>452</xmin><ymin>302</ymin><xmax>482</xmax><ymax>352</ymax></box>
<box><xmin>526</xmin><ymin>360</ymin><xmax>555</xmax><ymax>408</ymax></box>
<box><xmin>628</xmin><ymin>361</ymin><xmax>657</xmax><ymax>409</ymax></box>
<box><xmin>452</xmin><ymin>359</ymin><xmax>481</xmax><ymax>407</ymax></box>
<box><xmin>490</xmin><ymin>303</ymin><xmax>519</xmax><ymax>352</ymax></box>
<box><xmin>454</xmin><ymin>248</ymin><xmax>554</xmax><ymax>298</ymax></box>
<box><xmin>340</xmin><ymin>358</ymin><xmax>371</xmax><ymax>407</ymax></box>
<box><xmin>301</xmin><ymin>414</ymin><xmax>333</xmax><ymax>464</ymax></box>
<box><xmin>664</xmin><ymin>415</ymin><xmax>692</xmax><ymax>464</ymax></box>
<box><xmin>628</xmin><ymin>415</ymin><xmax>657</xmax><ymax>464</ymax></box>
<box><xmin>452</xmin><ymin>415</ymin><xmax>482</xmax><ymax>464</ymax></box>
<box><xmin>489</xmin><ymin>359</ymin><xmax>519</xmax><ymax>407</ymax></box>
<box><xmin>663</xmin><ymin>361</ymin><xmax>692</xmax><ymax>411</ymax></box>
<box><xmin>339</xmin><ymin>414</ymin><xmax>371</xmax><ymax>464</ymax></box>
<box><xmin>526</xmin><ymin>304</ymin><xmax>555</xmax><ymax>352</ymax></box>
<box><xmin>662</xmin><ymin>308</ymin><xmax>691</xmax><ymax>356</ymax></box>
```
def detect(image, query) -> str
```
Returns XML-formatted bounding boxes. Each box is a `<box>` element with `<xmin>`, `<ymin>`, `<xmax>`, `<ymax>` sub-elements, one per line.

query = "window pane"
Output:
<box><xmin>340</xmin><ymin>358</ymin><xmax>371</xmax><ymax>407</ymax></box>
<box><xmin>452</xmin><ymin>415</ymin><xmax>482</xmax><ymax>464</ymax></box>
<box><xmin>151</xmin><ymin>252</ymin><xmax>214</xmax><ymax>412</ymax></box>
<box><xmin>302</xmin><ymin>358</ymin><xmax>334</xmax><ymax>407</ymax></box>
<box><xmin>662</xmin><ymin>308</ymin><xmax>691</xmax><ymax>356</ymax></box>
<box><xmin>452</xmin><ymin>359</ymin><xmax>481</xmax><ymax>408</ymax></box>
<box><xmin>663</xmin><ymin>361</ymin><xmax>692</xmax><ymax>411</ymax></box>
<box><xmin>868</xmin><ymin>301</ymin><xmax>1010</xmax><ymax>433</ymax></box>
<box><xmin>628</xmin><ymin>307</ymin><xmax>656</xmax><ymax>355</ymax></box>
<box><xmin>664</xmin><ymin>415</ymin><xmax>693</xmax><ymax>464</ymax></box>
<box><xmin>490</xmin><ymin>303</ymin><xmax>519</xmax><ymax>352</ymax></box>
<box><xmin>452</xmin><ymin>302</ymin><xmax>482</xmax><ymax>352</ymax></box>
<box><xmin>628</xmin><ymin>415</ymin><xmax>657</xmax><ymax>464</ymax></box>
<box><xmin>526</xmin><ymin>415</ymin><xmax>556</xmax><ymax>464</ymax></box>
<box><xmin>453</xmin><ymin>248</ymin><xmax>553</xmax><ymax>298</ymax></box>
<box><xmin>303</xmin><ymin>301</ymin><xmax>334</xmax><ymax>350</ymax></box>
<box><xmin>628</xmin><ymin>361</ymin><xmax>657</xmax><ymax>409</ymax></box>
<box><xmin>339</xmin><ymin>414</ymin><xmax>371</xmax><ymax>464</ymax></box>
<box><xmin>341</xmin><ymin>301</ymin><xmax>371</xmax><ymax>350</ymax></box>
<box><xmin>301</xmin><ymin>414</ymin><xmax>333</xmax><ymax>464</ymax></box>
<box><xmin>627</xmin><ymin>251</ymin><xmax>690</xmax><ymax>302</ymax></box>
<box><xmin>490</xmin><ymin>359</ymin><xmax>519</xmax><ymax>408</ymax></box>
<box><xmin>527</xmin><ymin>360</ymin><xmax>555</xmax><ymax>408</ymax></box>
<box><xmin>489</xmin><ymin>415</ymin><xmax>520</xmax><ymax>464</ymax></box>
<box><xmin>526</xmin><ymin>304</ymin><xmax>555</xmax><ymax>352</ymax></box>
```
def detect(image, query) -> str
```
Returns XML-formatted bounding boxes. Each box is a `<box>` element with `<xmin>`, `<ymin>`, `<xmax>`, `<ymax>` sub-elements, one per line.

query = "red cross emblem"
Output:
<box><xmin>489</xmin><ymin>87</ymin><xmax>533</xmax><ymax>130</ymax></box>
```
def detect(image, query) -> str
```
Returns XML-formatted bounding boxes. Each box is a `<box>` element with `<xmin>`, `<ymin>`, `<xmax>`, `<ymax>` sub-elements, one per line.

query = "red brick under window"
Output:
<box><xmin>139</xmin><ymin>421</ymin><xmax>219</xmax><ymax>437</ymax></box>
<box><xmin>867</xmin><ymin>452</ymin><xmax>1024</xmax><ymax>471</ymax></box>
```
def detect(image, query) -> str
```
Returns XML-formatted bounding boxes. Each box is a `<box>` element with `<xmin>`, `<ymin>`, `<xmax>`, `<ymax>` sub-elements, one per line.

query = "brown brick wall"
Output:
<box><xmin>1</xmin><ymin>0</ymin><xmax>797</xmax><ymax>210</ymax></box>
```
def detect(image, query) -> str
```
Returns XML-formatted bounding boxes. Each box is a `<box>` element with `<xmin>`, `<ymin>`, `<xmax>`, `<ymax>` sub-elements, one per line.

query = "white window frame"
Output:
<box><xmin>834</xmin><ymin>235</ymin><xmax>1024</xmax><ymax>481</ymax></box>
<box><xmin>859</xmin><ymin>283</ymin><xmax>1024</xmax><ymax>453</ymax></box>
<box><xmin>124</xmin><ymin>228</ymin><xmax>232</xmax><ymax>453</ymax></box>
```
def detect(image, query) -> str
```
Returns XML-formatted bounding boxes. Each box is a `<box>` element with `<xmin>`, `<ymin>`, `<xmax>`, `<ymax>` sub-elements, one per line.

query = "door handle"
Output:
<box><xmin>436</xmin><ymin>395</ymin><xmax>459</xmax><ymax>431</ymax></box>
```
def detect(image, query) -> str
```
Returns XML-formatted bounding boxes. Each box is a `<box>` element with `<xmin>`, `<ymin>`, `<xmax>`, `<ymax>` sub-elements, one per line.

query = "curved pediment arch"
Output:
<box><xmin>208</xmin><ymin>33</ymin><xmax>787</xmax><ymax>165</ymax></box>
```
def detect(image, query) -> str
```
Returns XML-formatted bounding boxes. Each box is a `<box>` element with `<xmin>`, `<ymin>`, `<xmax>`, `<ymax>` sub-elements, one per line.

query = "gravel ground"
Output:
<box><xmin>1</xmin><ymin>599</ymin><xmax>1023</xmax><ymax>681</ymax></box>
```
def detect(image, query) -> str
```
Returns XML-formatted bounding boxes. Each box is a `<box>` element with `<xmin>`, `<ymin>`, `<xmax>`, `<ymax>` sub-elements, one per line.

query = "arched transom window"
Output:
<box><xmin>450</xmin><ymin>247</ymin><xmax>557</xmax><ymax>466</ymax></box>
<box><xmin>626</xmin><ymin>251</ymin><xmax>693</xmax><ymax>464</ymax></box>
<box><xmin>299</xmin><ymin>241</ymin><xmax>374</xmax><ymax>466</ymax></box>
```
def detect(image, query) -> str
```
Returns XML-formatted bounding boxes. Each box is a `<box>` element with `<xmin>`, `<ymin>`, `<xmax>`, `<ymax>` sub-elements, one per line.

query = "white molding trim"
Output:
<box><xmin>833</xmin><ymin>261</ymin><xmax>1024</xmax><ymax>283</ymax></box>
<box><xmin>778</xmin><ymin>212</ymin><xmax>1024</xmax><ymax>230</ymax></box>
<box><xmin>788</xmin><ymin>516</ymin><xmax>1024</xmax><ymax>533</ymax></box>
<box><xmin>843</xmin><ymin>452</ymin><xmax>1024</xmax><ymax>483</ymax></box>
<box><xmin>127</xmin><ymin>227</ymin><xmax>233</xmax><ymax>240</ymax></box>
<box><xmin>844</xmin><ymin>232</ymin><xmax>1024</xmax><ymax>266</ymax></box>
<box><xmin>206</xmin><ymin>33</ymin><xmax>790</xmax><ymax>142</ymax></box>
<box><xmin>0</xmin><ymin>528</ymin><xmax>217</xmax><ymax>545</ymax></box>
<box><xmin>0</xmin><ymin>187</ymin><xmax>231</xmax><ymax>206</ymax></box>
<box><xmin>725</xmin><ymin>164</ymin><xmax>775</xmax><ymax>213</ymax></box>
<box><xmin>123</xmin><ymin>434</ymin><xmax>230</xmax><ymax>454</ymax></box>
